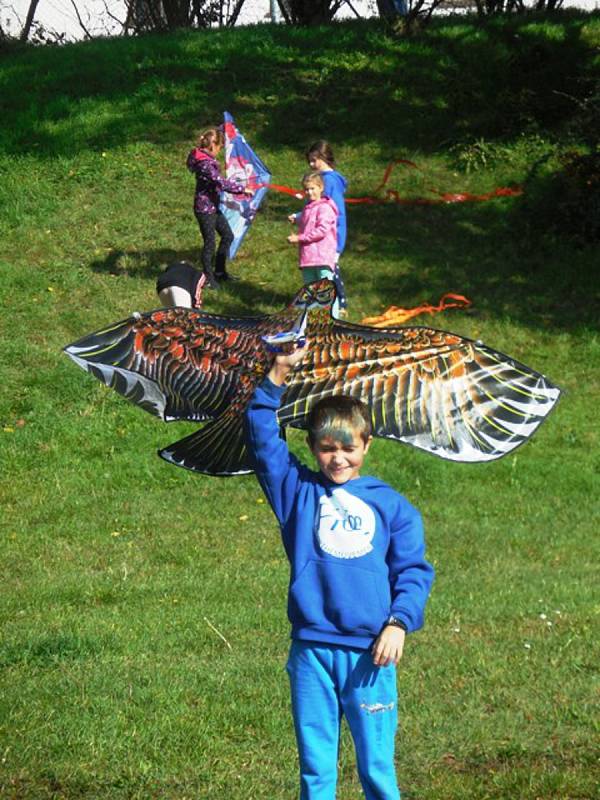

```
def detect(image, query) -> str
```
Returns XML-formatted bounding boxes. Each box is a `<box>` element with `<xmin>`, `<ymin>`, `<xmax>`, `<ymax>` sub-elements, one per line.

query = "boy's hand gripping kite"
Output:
<box><xmin>261</xmin><ymin>310</ymin><xmax>308</xmax><ymax>353</ymax></box>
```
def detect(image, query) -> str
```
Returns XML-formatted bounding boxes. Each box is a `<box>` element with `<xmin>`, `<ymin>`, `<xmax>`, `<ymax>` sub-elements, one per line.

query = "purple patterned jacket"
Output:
<box><xmin>187</xmin><ymin>148</ymin><xmax>246</xmax><ymax>215</ymax></box>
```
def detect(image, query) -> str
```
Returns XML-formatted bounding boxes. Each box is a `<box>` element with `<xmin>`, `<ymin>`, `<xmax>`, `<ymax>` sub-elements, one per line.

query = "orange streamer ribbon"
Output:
<box><xmin>265</xmin><ymin>183</ymin><xmax>304</xmax><ymax>198</ymax></box>
<box><xmin>361</xmin><ymin>293</ymin><xmax>472</xmax><ymax>327</ymax></box>
<box><xmin>263</xmin><ymin>159</ymin><xmax>522</xmax><ymax>206</ymax></box>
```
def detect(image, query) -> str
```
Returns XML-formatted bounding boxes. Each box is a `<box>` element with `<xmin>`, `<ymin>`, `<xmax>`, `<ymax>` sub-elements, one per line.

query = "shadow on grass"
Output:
<box><xmin>1</xmin><ymin>13</ymin><xmax>597</xmax><ymax>158</ymax></box>
<box><xmin>3</xmin><ymin>13</ymin><xmax>597</xmax><ymax>332</ymax></box>
<box><xmin>0</xmin><ymin>632</ymin><xmax>118</xmax><ymax>668</ymax></box>
<box><xmin>345</xmin><ymin>196</ymin><xmax>598</xmax><ymax>331</ymax></box>
<box><xmin>85</xmin><ymin>189</ymin><xmax>598</xmax><ymax>332</ymax></box>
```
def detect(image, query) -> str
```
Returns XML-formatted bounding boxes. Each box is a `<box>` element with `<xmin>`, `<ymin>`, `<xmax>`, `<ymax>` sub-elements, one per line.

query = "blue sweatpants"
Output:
<box><xmin>286</xmin><ymin>641</ymin><xmax>401</xmax><ymax>800</ymax></box>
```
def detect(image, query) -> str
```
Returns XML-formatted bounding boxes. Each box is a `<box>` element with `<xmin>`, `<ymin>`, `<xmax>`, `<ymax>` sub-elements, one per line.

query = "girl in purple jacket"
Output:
<box><xmin>187</xmin><ymin>127</ymin><xmax>252</xmax><ymax>288</ymax></box>
<box><xmin>287</xmin><ymin>172</ymin><xmax>340</xmax><ymax>315</ymax></box>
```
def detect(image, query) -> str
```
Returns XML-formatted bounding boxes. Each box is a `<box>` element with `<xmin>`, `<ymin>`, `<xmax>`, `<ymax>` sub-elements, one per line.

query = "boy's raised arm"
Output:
<box><xmin>243</xmin><ymin>346</ymin><xmax>308</xmax><ymax>525</ymax></box>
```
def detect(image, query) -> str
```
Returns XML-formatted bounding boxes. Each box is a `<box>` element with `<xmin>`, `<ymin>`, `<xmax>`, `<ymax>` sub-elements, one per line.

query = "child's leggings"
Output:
<box><xmin>195</xmin><ymin>211</ymin><xmax>234</xmax><ymax>276</ymax></box>
<box><xmin>286</xmin><ymin>641</ymin><xmax>401</xmax><ymax>800</ymax></box>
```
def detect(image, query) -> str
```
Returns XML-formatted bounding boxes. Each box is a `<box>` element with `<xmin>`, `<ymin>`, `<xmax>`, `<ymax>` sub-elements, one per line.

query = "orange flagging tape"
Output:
<box><xmin>265</xmin><ymin>183</ymin><xmax>305</xmax><ymax>198</ymax></box>
<box><xmin>361</xmin><ymin>293</ymin><xmax>472</xmax><ymax>327</ymax></box>
<box><xmin>263</xmin><ymin>159</ymin><xmax>522</xmax><ymax>206</ymax></box>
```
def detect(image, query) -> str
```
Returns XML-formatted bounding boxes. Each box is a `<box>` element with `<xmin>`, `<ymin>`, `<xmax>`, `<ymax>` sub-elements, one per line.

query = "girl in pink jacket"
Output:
<box><xmin>287</xmin><ymin>173</ymin><xmax>340</xmax><ymax>315</ymax></box>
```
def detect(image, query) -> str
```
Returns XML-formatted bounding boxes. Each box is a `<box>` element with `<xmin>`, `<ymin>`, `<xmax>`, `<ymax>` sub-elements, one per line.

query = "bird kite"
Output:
<box><xmin>64</xmin><ymin>280</ymin><xmax>561</xmax><ymax>477</ymax></box>
<box><xmin>221</xmin><ymin>111</ymin><xmax>271</xmax><ymax>259</ymax></box>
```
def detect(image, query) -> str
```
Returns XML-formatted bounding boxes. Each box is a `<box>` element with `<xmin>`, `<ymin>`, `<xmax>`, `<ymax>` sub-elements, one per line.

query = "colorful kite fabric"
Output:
<box><xmin>221</xmin><ymin>111</ymin><xmax>271</xmax><ymax>259</ymax></box>
<box><xmin>64</xmin><ymin>280</ymin><xmax>561</xmax><ymax>477</ymax></box>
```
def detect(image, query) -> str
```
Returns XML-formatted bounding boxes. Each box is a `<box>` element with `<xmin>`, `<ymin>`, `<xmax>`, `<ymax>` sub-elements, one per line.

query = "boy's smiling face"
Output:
<box><xmin>309</xmin><ymin>429</ymin><xmax>372</xmax><ymax>484</ymax></box>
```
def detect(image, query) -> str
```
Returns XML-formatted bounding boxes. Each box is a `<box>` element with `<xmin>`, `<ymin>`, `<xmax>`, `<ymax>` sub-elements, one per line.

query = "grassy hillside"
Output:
<box><xmin>1</xmin><ymin>13</ymin><xmax>599</xmax><ymax>799</ymax></box>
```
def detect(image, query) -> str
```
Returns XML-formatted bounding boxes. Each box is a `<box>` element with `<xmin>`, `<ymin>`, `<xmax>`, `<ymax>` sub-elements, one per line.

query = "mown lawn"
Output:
<box><xmin>1</xmin><ymin>12</ymin><xmax>599</xmax><ymax>799</ymax></box>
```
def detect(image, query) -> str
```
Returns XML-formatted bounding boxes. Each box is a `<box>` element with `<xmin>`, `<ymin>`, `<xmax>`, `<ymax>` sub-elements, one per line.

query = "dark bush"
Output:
<box><xmin>519</xmin><ymin>150</ymin><xmax>600</xmax><ymax>245</ymax></box>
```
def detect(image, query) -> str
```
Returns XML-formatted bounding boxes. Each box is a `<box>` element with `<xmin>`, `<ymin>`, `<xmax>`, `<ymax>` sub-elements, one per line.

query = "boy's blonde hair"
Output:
<box><xmin>307</xmin><ymin>396</ymin><xmax>372</xmax><ymax>447</ymax></box>
<box><xmin>302</xmin><ymin>172</ymin><xmax>324</xmax><ymax>190</ymax></box>
<box><xmin>197</xmin><ymin>127</ymin><xmax>224</xmax><ymax>150</ymax></box>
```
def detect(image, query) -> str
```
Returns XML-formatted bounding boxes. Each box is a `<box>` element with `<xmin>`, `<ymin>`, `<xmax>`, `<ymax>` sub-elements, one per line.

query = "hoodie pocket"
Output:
<box><xmin>288</xmin><ymin>560</ymin><xmax>390</xmax><ymax>635</ymax></box>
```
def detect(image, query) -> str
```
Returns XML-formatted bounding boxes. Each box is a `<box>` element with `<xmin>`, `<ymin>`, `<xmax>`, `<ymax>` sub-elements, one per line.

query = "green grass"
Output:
<box><xmin>1</xmin><ymin>12</ymin><xmax>599</xmax><ymax>799</ymax></box>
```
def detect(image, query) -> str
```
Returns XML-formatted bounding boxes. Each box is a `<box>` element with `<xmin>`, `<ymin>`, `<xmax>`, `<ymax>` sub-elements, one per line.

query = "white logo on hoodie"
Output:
<box><xmin>316</xmin><ymin>489</ymin><xmax>375</xmax><ymax>559</ymax></box>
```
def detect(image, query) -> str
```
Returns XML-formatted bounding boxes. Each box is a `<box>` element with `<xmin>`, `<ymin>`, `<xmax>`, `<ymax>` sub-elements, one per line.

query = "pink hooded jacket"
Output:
<box><xmin>296</xmin><ymin>197</ymin><xmax>339</xmax><ymax>269</ymax></box>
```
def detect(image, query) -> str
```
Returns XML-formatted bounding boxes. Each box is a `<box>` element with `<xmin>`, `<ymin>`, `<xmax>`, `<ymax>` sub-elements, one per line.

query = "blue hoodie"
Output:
<box><xmin>321</xmin><ymin>169</ymin><xmax>347</xmax><ymax>254</ymax></box>
<box><xmin>244</xmin><ymin>378</ymin><xmax>434</xmax><ymax>650</ymax></box>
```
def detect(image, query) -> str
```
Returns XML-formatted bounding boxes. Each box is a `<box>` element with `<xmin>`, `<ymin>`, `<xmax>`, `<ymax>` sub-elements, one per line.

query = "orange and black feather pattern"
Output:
<box><xmin>64</xmin><ymin>280</ymin><xmax>561</xmax><ymax>475</ymax></box>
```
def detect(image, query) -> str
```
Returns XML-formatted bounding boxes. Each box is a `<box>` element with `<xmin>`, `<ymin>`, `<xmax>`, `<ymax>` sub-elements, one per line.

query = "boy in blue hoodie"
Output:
<box><xmin>244</xmin><ymin>345</ymin><xmax>434</xmax><ymax>800</ymax></box>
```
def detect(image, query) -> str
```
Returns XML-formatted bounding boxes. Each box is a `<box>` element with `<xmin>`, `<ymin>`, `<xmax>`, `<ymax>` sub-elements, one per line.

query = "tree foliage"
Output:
<box><xmin>276</xmin><ymin>0</ymin><xmax>346</xmax><ymax>25</ymax></box>
<box><xmin>473</xmin><ymin>0</ymin><xmax>564</xmax><ymax>14</ymax></box>
<box><xmin>123</xmin><ymin>0</ymin><xmax>243</xmax><ymax>32</ymax></box>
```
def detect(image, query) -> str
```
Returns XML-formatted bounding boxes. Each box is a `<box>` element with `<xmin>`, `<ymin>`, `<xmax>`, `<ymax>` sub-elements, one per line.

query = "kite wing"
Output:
<box><xmin>63</xmin><ymin>307</ymin><xmax>288</xmax><ymax>424</ymax></box>
<box><xmin>221</xmin><ymin>111</ymin><xmax>271</xmax><ymax>259</ymax></box>
<box><xmin>63</xmin><ymin>302</ymin><xmax>299</xmax><ymax>476</ymax></box>
<box><xmin>64</xmin><ymin>281</ymin><xmax>560</xmax><ymax>475</ymax></box>
<box><xmin>279</xmin><ymin>321</ymin><xmax>561</xmax><ymax>463</ymax></box>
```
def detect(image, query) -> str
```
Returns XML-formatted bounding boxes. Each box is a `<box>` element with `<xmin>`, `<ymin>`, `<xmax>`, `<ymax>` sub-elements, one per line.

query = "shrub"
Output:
<box><xmin>520</xmin><ymin>150</ymin><xmax>600</xmax><ymax>245</ymax></box>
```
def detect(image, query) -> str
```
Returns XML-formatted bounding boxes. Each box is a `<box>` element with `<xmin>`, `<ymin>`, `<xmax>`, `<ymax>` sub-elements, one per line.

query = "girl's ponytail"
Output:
<box><xmin>197</xmin><ymin>127</ymin><xmax>224</xmax><ymax>151</ymax></box>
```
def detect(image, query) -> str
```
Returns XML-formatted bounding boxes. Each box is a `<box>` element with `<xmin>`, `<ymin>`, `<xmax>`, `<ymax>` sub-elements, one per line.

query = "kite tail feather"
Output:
<box><xmin>159</xmin><ymin>413</ymin><xmax>253</xmax><ymax>476</ymax></box>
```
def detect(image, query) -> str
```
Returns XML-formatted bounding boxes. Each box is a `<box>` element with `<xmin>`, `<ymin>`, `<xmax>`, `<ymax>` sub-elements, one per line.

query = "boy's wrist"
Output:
<box><xmin>268</xmin><ymin>363</ymin><xmax>291</xmax><ymax>386</ymax></box>
<box><xmin>386</xmin><ymin>615</ymin><xmax>408</xmax><ymax>633</ymax></box>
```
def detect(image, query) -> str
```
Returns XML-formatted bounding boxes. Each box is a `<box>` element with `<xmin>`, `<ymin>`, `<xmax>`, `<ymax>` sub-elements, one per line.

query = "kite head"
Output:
<box><xmin>291</xmin><ymin>280</ymin><xmax>337</xmax><ymax>313</ymax></box>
